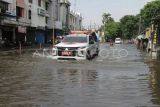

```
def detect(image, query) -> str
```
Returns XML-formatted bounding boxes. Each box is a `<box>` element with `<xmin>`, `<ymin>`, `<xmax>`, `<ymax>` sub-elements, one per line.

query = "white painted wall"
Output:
<box><xmin>59</xmin><ymin>0</ymin><xmax>70</xmax><ymax>28</ymax></box>
<box><xmin>47</xmin><ymin>0</ymin><xmax>59</xmax><ymax>29</ymax></box>
<box><xmin>28</xmin><ymin>0</ymin><xmax>46</xmax><ymax>27</ymax></box>
<box><xmin>69</xmin><ymin>11</ymin><xmax>82</xmax><ymax>31</ymax></box>
<box><xmin>60</xmin><ymin>3</ymin><xmax>67</xmax><ymax>25</ymax></box>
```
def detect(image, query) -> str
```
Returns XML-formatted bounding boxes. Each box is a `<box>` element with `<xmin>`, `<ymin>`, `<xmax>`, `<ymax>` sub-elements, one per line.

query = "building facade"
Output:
<box><xmin>0</xmin><ymin>0</ymin><xmax>83</xmax><ymax>47</ymax></box>
<box><xmin>46</xmin><ymin>0</ymin><xmax>62</xmax><ymax>42</ymax></box>
<box><xmin>16</xmin><ymin>0</ymin><xmax>31</xmax><ymax>43</ymax></box>
<box><xmin>26</xmin><ymin>0</ymin><xmax>50</xmax><ymax>44</ymax></box>
<box><xmin>59</xmin><ymin>0</ymin><xmax>70</xmax><ymax>34</ymax></box>
<box><xmin>69</xmin><ymin>10</ymin><xmax>82</xmax><ymax>31</ymax></box>
<box><xmin>0</xmin><ymin>0</ymin><xmax>17</xmax><ymax>43</ymax></box>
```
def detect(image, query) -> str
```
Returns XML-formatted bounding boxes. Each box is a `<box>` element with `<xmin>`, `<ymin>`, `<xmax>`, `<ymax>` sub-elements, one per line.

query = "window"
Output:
<box><xmin>45</xmin><ymin>17</ymin><xmax>48</xmax><ymax>24</ymax></box>
<box><xmin>45</xmin><ymin>2</ymin><xmax>48</xmax><ymax>10</ymax></box>
<box><xmin>28</xmin><ymin>0</ymin><xmax>32</xmax><ymax>3</ymax></box>
<box><xmin>62</xmin><ymin>36</ymin><xmax>87</xmax><ymax>43</ymax></box>
<box><xmin>28</xmin><ymin>10</ymin><xmax>31</xmax><ymax>20</ymax></box>
<box><xmin>0</xmin><ymin>2</ymin><xmax>8</xmax><ymax>12</ymax></box>
<box><xmin>16</xmin><ymin>7</ymin><xmax>24</xmax><ymax>17</ymax></box>
<box><xmin>89</xmin><ymin>36</ymin><xmax>95</xmax><ymax>44</ymax></box>
<box><xmin>38</xmin><ymin>0</ymin><xmax>41</xmax><ymax>7</ymax></box>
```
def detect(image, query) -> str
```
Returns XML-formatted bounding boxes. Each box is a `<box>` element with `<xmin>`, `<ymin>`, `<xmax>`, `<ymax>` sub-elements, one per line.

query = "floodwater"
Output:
<box><xmin>0</xmin><ymin>44</ymin><xmax>160</xmax><ymax>107</ymax></box>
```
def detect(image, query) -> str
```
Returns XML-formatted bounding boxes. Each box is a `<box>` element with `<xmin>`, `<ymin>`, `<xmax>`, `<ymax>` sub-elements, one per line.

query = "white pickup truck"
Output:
<box><xmin>52</xmin><ymin>34</ymin><xmax>99</xmax><ymax>60</ymax></box>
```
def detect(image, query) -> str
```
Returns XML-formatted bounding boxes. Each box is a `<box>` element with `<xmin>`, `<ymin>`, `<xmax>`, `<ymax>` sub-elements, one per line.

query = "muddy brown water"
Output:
<box><xmin>0</xmin><ymin>44</ymin><xmax>160</xmax><ymax>107</ymax></box>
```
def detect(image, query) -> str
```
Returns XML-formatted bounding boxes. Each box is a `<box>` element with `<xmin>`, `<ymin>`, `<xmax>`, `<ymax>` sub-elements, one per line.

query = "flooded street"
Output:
<box><xmin>0</xmin><ymin>44</ymin><xmax>160</xmax><ymax>107</ymax></box>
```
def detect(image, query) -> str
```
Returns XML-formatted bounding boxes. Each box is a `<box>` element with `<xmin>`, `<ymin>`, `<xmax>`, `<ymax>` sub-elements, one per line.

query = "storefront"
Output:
<box><xmin>26</xmin><ymin>27</ymin><xmax>36</xmax><ymax>44</ymax></box>
<box><xmin>15</xmin><ymin>26</ymin><xmax>27</xmax><ymax>44</ymax></box>
<box><xmin>0</xmin><ymin>2</ymin><xmax>17</xmax><ymax>43</ymax></box>
<box><xmin>36</xmin><ymin>26</ymin><xmax>46</xmax><ymax>44</ymax></box>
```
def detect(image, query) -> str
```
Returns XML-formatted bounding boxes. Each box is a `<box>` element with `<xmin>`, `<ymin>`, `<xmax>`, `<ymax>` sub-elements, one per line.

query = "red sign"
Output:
<box><xmin>18</xmin><ymin>26</ymin><xmax>26</xmax><ymax>33</ymax></box>
<box><xmin>62</xmin><ymin>51</ymin><xmax>72</xmax><ymax>56</ymax></box>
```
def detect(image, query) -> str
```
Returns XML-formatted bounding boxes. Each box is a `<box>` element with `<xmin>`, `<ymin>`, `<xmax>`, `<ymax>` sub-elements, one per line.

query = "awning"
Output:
<box><xmin>16</xmin><ymin>0</ymin><xmax>25</xmax><ymax>8</ymax></box>
<box><xmin>137</xmin><ymin>35</ymin><xmax>146</xmax><ymax>39</ymax></box>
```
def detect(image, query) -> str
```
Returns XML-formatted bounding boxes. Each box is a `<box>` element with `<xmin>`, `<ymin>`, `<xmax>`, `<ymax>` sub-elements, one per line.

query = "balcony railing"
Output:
<box><xmin>17</xmin><ymin>17</ymin><xmax>31</xmax><ymax>26</ymax></box>
<box><xmin>1</xmin><ymin>18</ymin><xmax>17</xmax><ymax>25</ymax></box>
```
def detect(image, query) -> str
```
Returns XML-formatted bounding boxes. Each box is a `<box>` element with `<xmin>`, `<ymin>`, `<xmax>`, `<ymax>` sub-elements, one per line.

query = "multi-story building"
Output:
<box><xmin>16</xmin><ymin>0</ymin><xmax>31</xmax><ymax>43</ymax></box>
<box><xmin>26</xmin><ymin>0</ymin><xmax>50</xmax><ymax>44</ymax></box>
<box><xmin>59</xmin><ymin>0</ymin><xmax>70</xmax><ymax>34</ymax></box>
<box><xmin>46</xmin><ymin>0</ymin><xmax>71</xmax><ymax>39</ymax></box>
<box><xmin>0</xmin><ymin>0</ymin><xmax>83</xmax><ymax>46</ymax></box>
<box><xmin>0</xmin><ymin>0</ymin><xmax>17</xmax><ymax>42</ymax></box>
<box><xmin>69</xmin><ymin>10</ymin><xmax>82</xmax><ymax>31</ymax></box>
<box><xmin>46</xmin><ymin>0</ymin><xmax>62</xmax><ymax>42</ymax></box>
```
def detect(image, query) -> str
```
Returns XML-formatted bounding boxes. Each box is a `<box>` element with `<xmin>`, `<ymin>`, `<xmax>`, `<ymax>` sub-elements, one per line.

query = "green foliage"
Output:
<box><xmin>140</xmin><ymin>0</ymin><xmax>160</xmax><ymax>28</ymax></box>
<box><xmin>105</xmin><ymin>21</ymin><xmax>121</xmax><ymax>39</ymax></box>
<box><xmin>101</xmin><ymin>0</ymin><xmax>160</xmax><ymax>40</ymax></box>
<box><xmin>102</xmin><ymin>13</ymin><xmax>121</xmax><ymax>40</ymax></box>
<box><xmin>102</xmin><ymin>13</ymin><xmax>114</xmax><ymax>24</ymax></box>
<box><xmin>120</xmin><ymin>15</ymin><xmax>139</xmax><ymax>39</ymax></box>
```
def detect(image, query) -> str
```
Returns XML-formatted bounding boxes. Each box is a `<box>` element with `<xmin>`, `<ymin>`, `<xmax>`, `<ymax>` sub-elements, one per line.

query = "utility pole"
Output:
<box><xmin>52</xmin><ymin>0</ymin><xmax>55</xmax><ymax>47</ymax></box>
<box><xmin>138</xmin><ymin>16</ymin><xmax>142</xmax><ymax>35</ymax></box>
<box><xmin>90</xmin><ymin>20</ymin><xmax>92</xmax><ymax>30</ymax></box>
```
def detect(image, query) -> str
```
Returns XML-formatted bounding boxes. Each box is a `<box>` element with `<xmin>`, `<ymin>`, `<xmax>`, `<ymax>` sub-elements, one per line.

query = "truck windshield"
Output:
<box><xmin>62</xmin><ymin>36</ymin><xmax>87</xmax><ymax>43</ymax></box>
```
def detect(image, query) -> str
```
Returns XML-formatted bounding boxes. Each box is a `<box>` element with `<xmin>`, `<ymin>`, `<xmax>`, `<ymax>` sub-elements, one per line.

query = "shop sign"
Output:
<box><xmin>37</xmin><ymin>8</ymin><xmax>45</xmax><ymax>17</ymax></box>
<box><xmin>154</xmin><ymin>32</ymin><xmax>157</xmax><ymax>44</ymax></box>
<box><xmin>55</xmin><ymin>21</ymin><xmax>62</xmax><ymax>29</ymax></box>
<box><xmin>18</xmin><ymin>26</ymin><xmax>26</xmax><ymax>33</ymax></box>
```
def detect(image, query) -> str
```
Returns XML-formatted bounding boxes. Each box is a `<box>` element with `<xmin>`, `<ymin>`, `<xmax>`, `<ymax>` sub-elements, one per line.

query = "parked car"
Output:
<box><xmin>115</xmin><ymin>38</ymin><xmax>122</xmax><ymax>44</ymax></box>
<box><xmin>51</xmin><ymin>34</ymin><xmax>99</xmax><ymax>60</ymax></box>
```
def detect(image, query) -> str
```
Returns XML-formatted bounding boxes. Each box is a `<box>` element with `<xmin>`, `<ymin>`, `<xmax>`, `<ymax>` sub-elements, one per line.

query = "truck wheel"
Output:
<box><xmin>86</xmin><ymin>51</ymin><xmax>91</xmax><ymax>60</ymax></box>
<box><xmin>95</xmin><ymin>49</ymin><xmax>99</xmax><ymax>56</ymax></box>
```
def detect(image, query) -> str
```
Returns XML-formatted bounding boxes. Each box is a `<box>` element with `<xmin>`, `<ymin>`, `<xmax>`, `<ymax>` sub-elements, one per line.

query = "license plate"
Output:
<box><xmin>62</xmin><ymin>51</ymin><xmax>72</xmax><ymax>56</ymax></box>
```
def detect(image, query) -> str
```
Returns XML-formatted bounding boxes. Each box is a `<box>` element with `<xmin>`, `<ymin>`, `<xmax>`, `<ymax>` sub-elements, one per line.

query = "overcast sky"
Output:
<box><xmin>69</xmin><ymin>0</ymin><xmax>153</xmax><ymax>28</ymax></box>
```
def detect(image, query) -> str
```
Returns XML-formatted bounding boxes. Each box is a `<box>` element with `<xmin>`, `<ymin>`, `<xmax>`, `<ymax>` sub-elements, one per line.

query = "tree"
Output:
<box><xmin>140</xmin><ymin>0</ymin><xmax>160</xmax><ymax>28</ymax></box>
<box><xmin>101</xmin><ymin>13</ymin><xmax>121</xmax><ymax>40</ymax></box>
<box><xmin>120</xmin><ymin>15</ymin><xmax>139</xmax><ymax>39</ymax></box>
<box><xmin>102</xmin><ymin>13</ymin><xmax>114</xmax><ymax>24</ymax></box>
<box><xmin>105</xmin><ymin>21</ymin><xmax>121</xmax><ymax>39</ymax></box>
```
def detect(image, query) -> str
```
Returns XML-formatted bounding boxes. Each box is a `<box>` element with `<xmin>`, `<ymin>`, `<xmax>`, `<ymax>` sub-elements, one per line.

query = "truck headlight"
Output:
<box><xmin>52</xmin><ymin>48</ymin><xmax>57</xmax><ymax>56</ymax></box>
<box><xmin>78</xmin><ymin>47</ymin><xmax>87</xmax><ymax>57</ymax></box>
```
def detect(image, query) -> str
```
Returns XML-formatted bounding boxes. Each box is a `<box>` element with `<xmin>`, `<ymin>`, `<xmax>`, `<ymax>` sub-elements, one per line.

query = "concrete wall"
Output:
<box><xmin>59</xmin><ymin>0</ymin><xmax>70</xmax><ymax>29</ymax></box>
<box><xmin>47</xmin><ymin>0</ymin><xmax>57</xmax><ymax>29</ymax></box>
<box><xmin>28</xmin><ymin>0</ymin><xmax>46</xmax><ymax>27</ymax></box>
<box><xmin>69</xmin><ymin>11</ymin><xmax>82</xmax><ymax>31</ymax></box>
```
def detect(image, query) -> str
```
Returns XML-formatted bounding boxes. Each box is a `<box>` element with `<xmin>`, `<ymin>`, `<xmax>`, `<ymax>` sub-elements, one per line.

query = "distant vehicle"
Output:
<box><xmin>52</xmin><ymin>32</ymin><xmax>99</xmax><ymax>60</ymax></box>
<box><xmin>115</xmin><ymin>38</ymin><xmax>122</xmax><ymax>44</ymax></box>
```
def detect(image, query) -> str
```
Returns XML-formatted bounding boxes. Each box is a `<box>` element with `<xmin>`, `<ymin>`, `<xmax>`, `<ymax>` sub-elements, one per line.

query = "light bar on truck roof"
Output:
<box><xmin>69</xmin><ymin>31</ymin><xmax>90</xmax><ymax>35</ymax></box>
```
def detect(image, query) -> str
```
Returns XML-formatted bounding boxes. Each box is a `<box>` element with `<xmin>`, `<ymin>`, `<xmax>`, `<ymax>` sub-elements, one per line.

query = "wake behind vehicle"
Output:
<box><xmin>52</xmin><ymin>32</ymin><xmax>99</xmax><ymax>60</ymax></box>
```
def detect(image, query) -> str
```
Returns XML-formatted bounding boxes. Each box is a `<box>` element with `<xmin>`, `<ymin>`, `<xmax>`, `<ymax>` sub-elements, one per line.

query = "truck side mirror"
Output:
<box><xmin>89</xmin><ymin>40</ymin><xmax>94</xmax><ymax>44</ymax></box>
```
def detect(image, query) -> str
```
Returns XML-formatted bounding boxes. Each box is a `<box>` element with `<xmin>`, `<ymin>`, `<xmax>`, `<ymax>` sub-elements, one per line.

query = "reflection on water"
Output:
<box><xmin>147</xmin><ymin>61</ymin><xmax>160</xmax><ymax>105</ymax></box>
<box><xmin>1</xmin><ymin>44</ymin><xmax>160</xmax><ymax>107</ymax></box>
